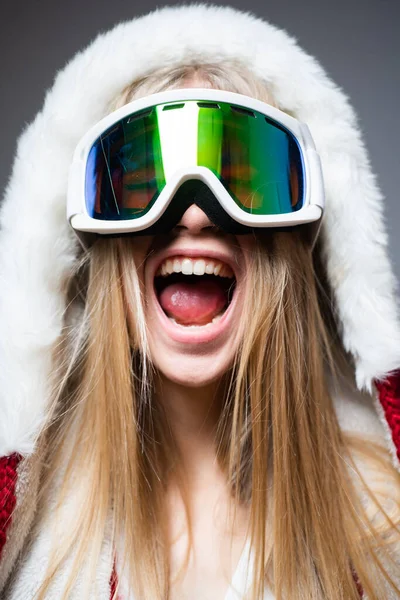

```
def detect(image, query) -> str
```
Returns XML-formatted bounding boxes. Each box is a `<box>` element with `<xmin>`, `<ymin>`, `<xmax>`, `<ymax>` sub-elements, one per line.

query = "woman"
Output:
<box><xmin>0</xmin><ymin>4</ymin><xmax>399</xmax><ymax>599</ymax></box>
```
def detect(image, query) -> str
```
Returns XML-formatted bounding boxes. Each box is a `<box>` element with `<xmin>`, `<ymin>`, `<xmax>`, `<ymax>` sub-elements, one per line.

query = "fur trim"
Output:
<box><xmin>2</xmin><ymin>449</ymin><xmax>114</xmax><ymax>599</ymax></box>
<box><xmin>0</xmin><ymin>3</ymin><xmax>399</xmax><ymax>455</ymax></box>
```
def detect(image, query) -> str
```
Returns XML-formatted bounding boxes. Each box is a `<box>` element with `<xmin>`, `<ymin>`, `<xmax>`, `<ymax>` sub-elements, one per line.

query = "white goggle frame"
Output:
<box><xmin>67</xmin><ymin>88</ymin><xmax>324</xmax><ymax>241</ymax></box>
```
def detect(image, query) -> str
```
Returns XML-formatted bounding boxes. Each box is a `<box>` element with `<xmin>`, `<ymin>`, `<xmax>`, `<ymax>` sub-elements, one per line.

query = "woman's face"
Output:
<box><xmin>132</xmin><ymin>208</ymin><xmax>255</xmax><ymax>388</ymax></box>
<box><xmin>130</xmin><ymin>78</ymin><xmax>256</xmax><ymax>388</ymax></box>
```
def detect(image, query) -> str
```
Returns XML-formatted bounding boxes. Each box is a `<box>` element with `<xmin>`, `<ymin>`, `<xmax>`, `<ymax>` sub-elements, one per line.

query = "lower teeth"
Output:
<box><xmin>168</xmin><ymin>312</ymin><xmax>224</xmax><ymax>328</ymax></box>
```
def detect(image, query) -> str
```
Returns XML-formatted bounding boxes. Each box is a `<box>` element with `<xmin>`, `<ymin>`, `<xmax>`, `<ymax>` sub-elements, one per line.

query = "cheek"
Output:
<box><xmin>130</xmin><ymin>235</ymin><xmax>155</xmax><ymax>282</ymax></box>
<box><xmin>237</xmin><ymin>233</ymin><xmax>258</xmax><ymax>271</ymax></box>
<box><xmin>238</xmin><ymin>233</ymin><xmax>257</xmax><ymax>251</ymax></box>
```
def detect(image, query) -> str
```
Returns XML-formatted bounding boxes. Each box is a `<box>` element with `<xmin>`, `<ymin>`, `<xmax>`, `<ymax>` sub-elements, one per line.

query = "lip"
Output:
<box><xmin>148</xmin><ymin>246</ymin><xmax>241</xmax><ymax>345</ymax></box>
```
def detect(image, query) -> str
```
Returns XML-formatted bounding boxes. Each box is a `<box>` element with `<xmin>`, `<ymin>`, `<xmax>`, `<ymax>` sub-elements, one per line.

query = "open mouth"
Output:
<box><xmin>154</xmin><ymin>257</ymin><xmax>237</xmax><ymax>327</ymax></box>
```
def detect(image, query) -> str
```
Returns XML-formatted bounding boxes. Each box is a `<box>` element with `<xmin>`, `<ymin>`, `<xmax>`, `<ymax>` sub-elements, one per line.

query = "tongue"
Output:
<box><xmin>159</xmin><ymin>280</ymin><xmax>227</xmax><ymax>325</ymax></box>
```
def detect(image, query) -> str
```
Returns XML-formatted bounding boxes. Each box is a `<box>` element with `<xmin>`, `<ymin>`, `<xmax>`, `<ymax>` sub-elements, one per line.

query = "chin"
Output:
<box><xmin>151</xmin><ymin>348</ymin><xmax>234</xmax><ymax>389</ymax></box>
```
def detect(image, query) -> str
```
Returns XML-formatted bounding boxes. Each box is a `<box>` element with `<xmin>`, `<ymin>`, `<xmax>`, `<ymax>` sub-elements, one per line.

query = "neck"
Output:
<box><xmin>154</xmin><ymin>374</ymin><xmax>226</xmax><ymax>491</ymax></box>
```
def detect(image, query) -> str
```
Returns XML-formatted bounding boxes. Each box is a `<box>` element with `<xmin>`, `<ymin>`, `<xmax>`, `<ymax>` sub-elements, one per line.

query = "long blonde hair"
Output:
<box><xmin>35</xmin><ymin>61</ymin><xmax>400</xmax><ymax>599</ymax></box>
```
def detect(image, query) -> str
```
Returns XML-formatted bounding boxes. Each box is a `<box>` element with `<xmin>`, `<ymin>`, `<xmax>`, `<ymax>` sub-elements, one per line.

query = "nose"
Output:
<box><xmin>175</xmin><ymin>203</ymin><xmax>215</xmax><ymax>234</ymax></box>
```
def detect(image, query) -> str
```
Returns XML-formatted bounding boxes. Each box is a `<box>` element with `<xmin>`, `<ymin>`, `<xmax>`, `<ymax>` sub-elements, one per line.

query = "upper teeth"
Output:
<box><xmin>156</xmin><ymin>257</ymin><xmax>234</xmax><ymax>278</ymax></box>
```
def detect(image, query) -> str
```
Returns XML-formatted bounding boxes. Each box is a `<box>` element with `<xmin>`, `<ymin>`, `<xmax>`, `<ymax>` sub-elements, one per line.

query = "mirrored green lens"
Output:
<box><xmin>85</xmin><ymin>100</ymin><xmax>304</xmax><ymax>220</ymax></box>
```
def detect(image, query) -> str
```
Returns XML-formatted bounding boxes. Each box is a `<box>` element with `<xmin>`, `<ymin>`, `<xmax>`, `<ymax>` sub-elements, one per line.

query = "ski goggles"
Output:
<box><xmin>67</xmin><ymin>88</ymin><xmax>324</xmax><ymax>242</ymax></box>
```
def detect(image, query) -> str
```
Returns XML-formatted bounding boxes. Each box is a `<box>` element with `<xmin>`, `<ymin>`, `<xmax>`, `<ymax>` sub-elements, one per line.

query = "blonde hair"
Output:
<box><xmin>34</xmin><ymin>61</ymin><xmax>400</xmax><ymax>600</ymax></box>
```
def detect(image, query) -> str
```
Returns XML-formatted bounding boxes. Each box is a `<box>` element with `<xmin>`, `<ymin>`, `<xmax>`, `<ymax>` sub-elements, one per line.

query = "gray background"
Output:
<box><xmin>1</xmin><ymin>0</ymin><xmax>399</xmax><ymax>284</ymax></box>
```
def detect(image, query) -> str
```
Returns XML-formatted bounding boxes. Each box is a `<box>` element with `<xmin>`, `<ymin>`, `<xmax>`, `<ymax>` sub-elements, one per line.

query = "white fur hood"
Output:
<box><xmin>0</xmin><ymin>2</ymin><xmax>399</xmax><ymax>460</ymax></box>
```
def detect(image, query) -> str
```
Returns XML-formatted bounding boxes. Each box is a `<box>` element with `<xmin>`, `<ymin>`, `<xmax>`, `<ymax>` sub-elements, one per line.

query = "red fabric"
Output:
<box><xmin>375</xmin><ymin>370</ymin><xmax>400</xmax><ymax>463</ymax></box>
<box><xmin>352</xmin><ymin>566</ymin><xmax>364</xmax><ymax>597</ymax></box>
<box><xmin>109</xmin><ymin>561</ymin><xmax>120</xmax><ymax>600</ymax></box>
<box><xmin>0</xmin><ymin>453</ymin><xmax>22</xmax><ymax>560</ymax></box>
